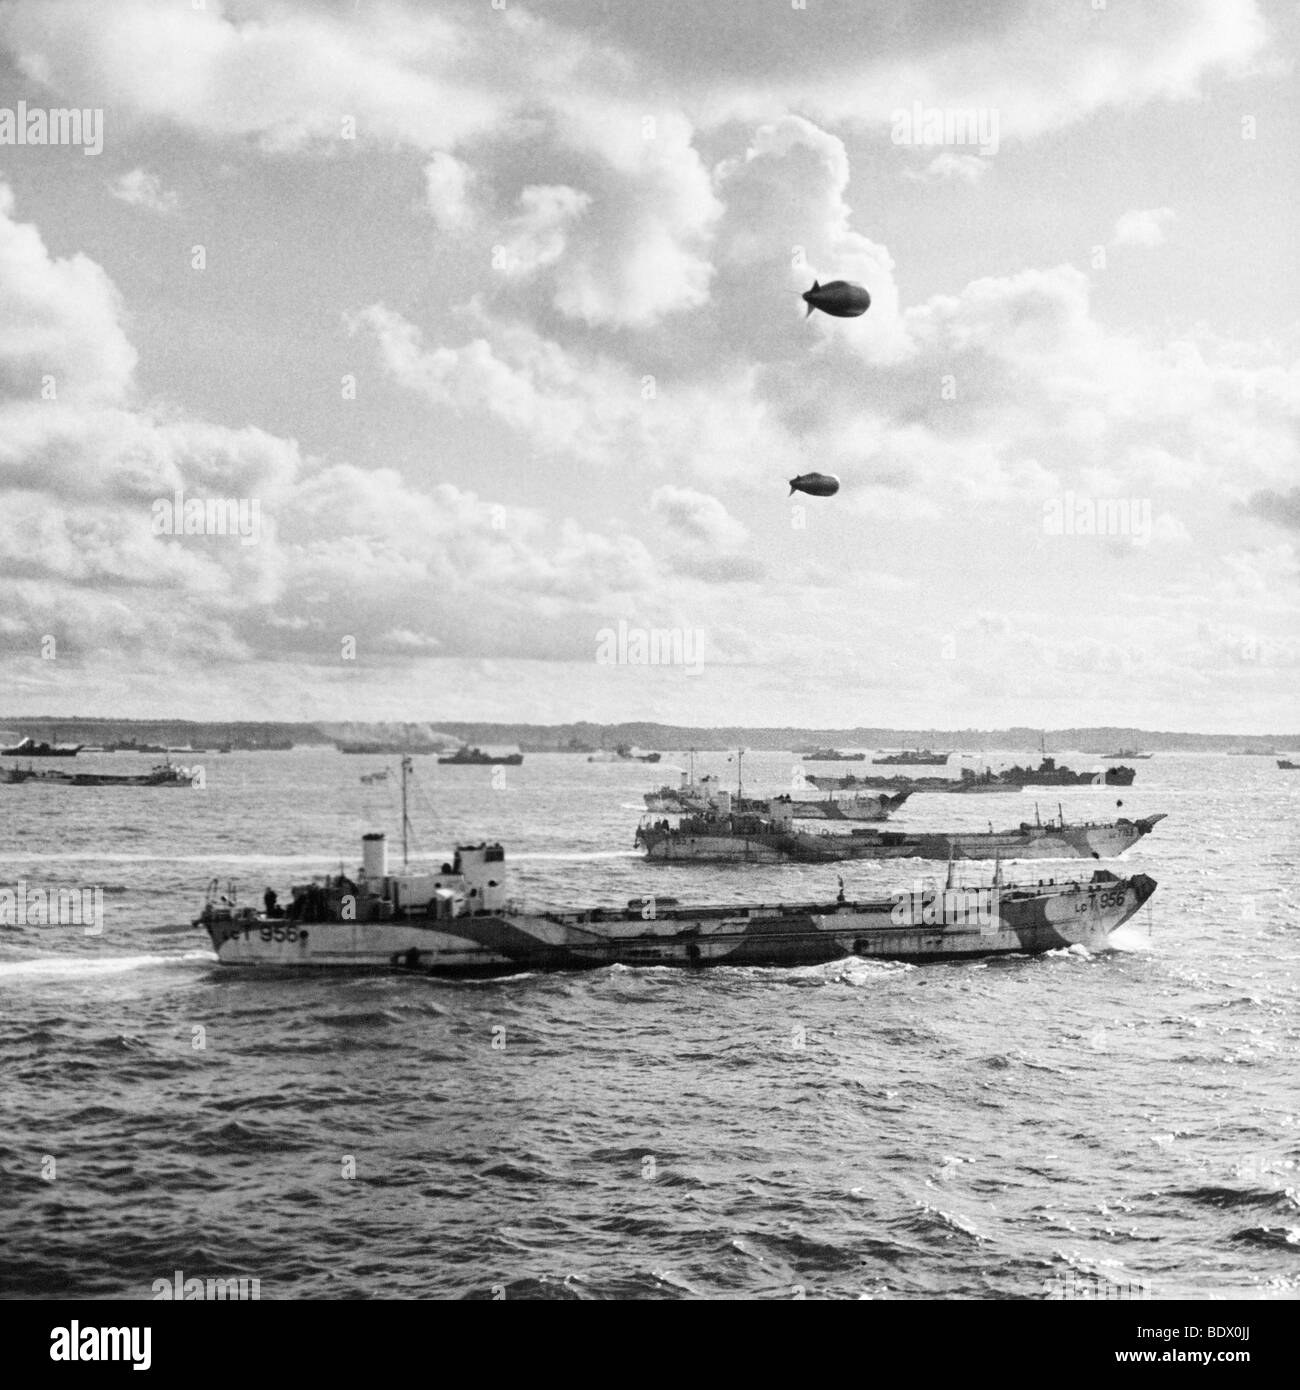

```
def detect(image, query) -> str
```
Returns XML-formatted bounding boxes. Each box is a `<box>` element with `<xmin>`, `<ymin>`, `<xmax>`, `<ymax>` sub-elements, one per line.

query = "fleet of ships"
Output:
<box><xmin>186</xmin><ymin>739</ymin><xmax>1187</xmax><ymax>978</ymax></box>
<box><xmin>0</xmin><ymin>731</ymin><xmax>1285</xmax><ymax>978</ymax></box>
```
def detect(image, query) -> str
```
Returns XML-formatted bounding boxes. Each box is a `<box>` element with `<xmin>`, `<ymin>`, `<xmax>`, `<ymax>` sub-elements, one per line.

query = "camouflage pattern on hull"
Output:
<box><xmin>204</xmin><ymin>872</ymin><xmax>1157</xmax><ymax>976</ymax></box>
<box><xmin>637</xmin><ymin>815</ymin><xmax>1165</xmax><ymax>863</ymax></box>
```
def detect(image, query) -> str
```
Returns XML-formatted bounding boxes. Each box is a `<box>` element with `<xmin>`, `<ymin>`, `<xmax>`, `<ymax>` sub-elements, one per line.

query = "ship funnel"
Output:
<box><xmin>362</xmin><ymin>832</ymin><xmax>388</xmax><ymax>881</ymax></box>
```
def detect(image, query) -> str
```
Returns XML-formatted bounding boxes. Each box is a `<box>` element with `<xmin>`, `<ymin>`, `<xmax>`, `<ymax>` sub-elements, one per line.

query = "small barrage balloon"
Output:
<box><xmin>802</xmin><ymin>279</ymin><xmax>871</xmax><ymax>318</ymax></box>
<box><xmin>789</xmin><ymin>472</ymin><xmax>840</xmax><ymax>498</ymax></box>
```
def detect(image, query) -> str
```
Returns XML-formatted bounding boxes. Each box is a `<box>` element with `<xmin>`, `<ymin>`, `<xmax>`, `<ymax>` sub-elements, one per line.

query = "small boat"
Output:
<box><xmin>437</xmin><ymin>747</ymin><xmax>524</xmax><ymax>766</ymax></box>
<box><xmin>360</xmin><ymin>769</ymin><xmax>390</xmax><ymax>784</ymax></box>
<box><xmin>1</xmin><ymin>737</ymin><xmax>83</xmax><ymax>757</ymax></box>
<box><xmin>1277</xmin><ymin>759</ymin><xmax>1299</xmax><ymax>770</ymax></box>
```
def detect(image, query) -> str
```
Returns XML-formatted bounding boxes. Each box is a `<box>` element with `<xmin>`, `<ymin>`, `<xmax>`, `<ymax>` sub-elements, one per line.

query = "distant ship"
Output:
<box><xmin>1277</xmin><ymin>759</ymin><xmax>1299</xmax><ymax>770</ymax></box>
<box><xmin>636</xmin><ymin>795</ymin><xmax>1165</xmax><ymax>863</ymax></box>
<box><xmin>196</xmin><ymin>831</ymin><xmax>1158</xmax><ymax>975</ymax></box>
<box><xmin>1229</xmin><ymin>748</ymin><xmax>1277</xmax><ymax>755</ymax></box>
<box><xmin>0</xmin><ymin>737</ymin><xmax>83</xmax><ymax>757</ymax></box>
<box><xmin>2</xmin><ymin>762</ymin><xmax>193</xmax><ymax>787</ymax></box>
<box><xmin>644</xmin><ymin>761</ymin><xmax>721</xmax><ymax>813</ymax></box>
<box><xmin>802</xmin><ymin>748</ymin><xmax>866</xmax><ymax>761</ymax></box>
<box><xmin>872</xmin><ymin>749</ymin><xmax>951</xmax><ymax>766</ymax></box>
<box><xmin>338</xmin><ymin>742</ymin><xmax>441</xmax><ymax>755</ymax></box>
<box><xmin>437</xmin><ymin>747</ymin><xmax>524</xmax><ymax>766</ymax></box>
<box><xmin>643</xmin><ymin>772</ymin><xmax>908</xmax><ymax>823</ymax></box>
<box><xmin>104</xmin><ymin>739</ymin><xmax>169</xmax><ymax>754</ymax></box>
<box><xmin>1101</xmin><ymin>748</ymin><xmax>1153</xmax><ymax>760</ymax></box>
<box><xmin>587</xmin><ymin>744</ymin><xmax>659</xmax><ymax>763</ymax></box>
<box><xmin>808</xmin><ymin>773</ymin><xmax>1000</xmax><ymax>794</ymax></box>
<box><xmin>806</xmin><ymin>758</ymin><xmax>1137</xmax><ymax>793</ymax></box>
<box><xmin>978</xmin><ymin>758</ymin><xmax>1136</xmax><ymax>787</ymax></box>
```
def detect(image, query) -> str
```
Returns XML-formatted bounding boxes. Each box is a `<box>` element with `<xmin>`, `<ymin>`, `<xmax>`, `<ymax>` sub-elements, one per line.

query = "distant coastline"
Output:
<box><xmin>0</xmin><ymin>717</ymin><xmax>1295</xmax><ymax>755</ymax></box>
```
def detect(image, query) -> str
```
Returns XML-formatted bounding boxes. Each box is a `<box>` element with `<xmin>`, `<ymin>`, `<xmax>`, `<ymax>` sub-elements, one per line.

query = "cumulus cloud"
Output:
<box><xmin>1111</xmin><ymin>207</ymin><xmax>1176</xmax><ymax>248</ymax></box>
<box><xmin>109</xmin><ymin>168</ymin><xmax>178</xmax><ymax>215</ymax></box>
<box><xmin>423</xmin><ymin>152</ymin><xmax>474</xmax><ymax>232</ymax></box>
<box><xmin>0</xmin><ymin>184</ymin><xmax>136</xmax><ymax>406</ymax></box>
<box><xmin>901</xmin><ymin>152</ymin><xmax>990</xmax><ymax>186</ymax></box>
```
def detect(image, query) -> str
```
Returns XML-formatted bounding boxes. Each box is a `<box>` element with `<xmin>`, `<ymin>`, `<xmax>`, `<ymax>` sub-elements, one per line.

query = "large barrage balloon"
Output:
<box><xmin>789</xmin><ymin>472</ymin><xmax>840</xmax><ymax>498</ymax></box>
<box><xmin>802</xmin><ymin>279</ymin><xmax>871</xmax><ymax>318</ymax></box>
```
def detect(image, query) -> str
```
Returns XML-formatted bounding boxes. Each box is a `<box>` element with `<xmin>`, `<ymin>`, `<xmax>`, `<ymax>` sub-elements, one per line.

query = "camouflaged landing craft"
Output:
<box><xmin>636</xmin><ymin>797</ymin><xmax>1166</xmax><ymax>864</ymax></box>
<box><xmin>195</xmin><ymin>831</ymin><xmax>1157</xmax><ymax>975</ymax></box>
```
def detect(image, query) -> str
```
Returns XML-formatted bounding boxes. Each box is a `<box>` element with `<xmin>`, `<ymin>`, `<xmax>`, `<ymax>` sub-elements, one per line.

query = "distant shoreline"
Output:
<box><xmin>0</xmin><ymin>717</ymin><xmax>1295</xmax><ymax>755</ymax></box>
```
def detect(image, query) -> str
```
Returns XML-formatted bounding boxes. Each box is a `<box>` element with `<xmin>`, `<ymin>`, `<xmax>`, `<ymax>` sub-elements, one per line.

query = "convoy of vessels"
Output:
<box><xmin>189</xmin><ymin>748</ymin><xmax>1164</xmax><ymax>976</ymax></box>
<box><xmin>196</xmin><ymin>825</ymin><xmax>1159</xmax><ymax>974</ymax></box>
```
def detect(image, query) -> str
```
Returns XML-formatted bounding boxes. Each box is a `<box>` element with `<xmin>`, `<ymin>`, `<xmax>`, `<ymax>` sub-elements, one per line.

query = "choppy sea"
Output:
<box><xmin>1</xmin><ymin>748</ymin><xmax>1297</xmax><ymax>1300</ymax></box>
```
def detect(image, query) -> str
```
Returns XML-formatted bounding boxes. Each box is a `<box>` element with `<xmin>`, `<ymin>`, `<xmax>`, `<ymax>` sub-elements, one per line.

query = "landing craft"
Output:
<box><xmin>802</xmin><ymin>279</ymin><xmax>871</xmax><ymax>318</ymax></box>
<box><xmin>789</xmin><ymin>472</ymin><xmax>840</xmax><ymax>498</ymax></box>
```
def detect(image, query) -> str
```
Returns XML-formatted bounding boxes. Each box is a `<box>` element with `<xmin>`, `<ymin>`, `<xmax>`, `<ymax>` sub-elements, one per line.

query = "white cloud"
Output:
<box><xmin>109</xmin><ymin>168</ymin><xmax>178</xmax><ymax>215</ymax></box>
<box><xmin>0</xmin><ymin>183</ymin><xmax>136</xmax><ymax>406</ymax></box>
<box><xmin>423</xmin><ymin>153</ymin><xmax>474</xmax><ymax>232</ymax></box>
<box><xmin>901</xmin><ymin>153</ymin><xmax>990</xmax><ymax>186</ymax></box>
<box><xmin>1111</xmin><ymin>207</ymin><xmax>1176</xmax><ymax>248</ymax></box>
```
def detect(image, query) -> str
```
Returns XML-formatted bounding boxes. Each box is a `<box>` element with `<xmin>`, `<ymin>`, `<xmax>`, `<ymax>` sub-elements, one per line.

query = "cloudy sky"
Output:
<box><xmin>0</xmin><ymin>0</ymin><xmax>1296</xmax><ymax>729</ymax></box>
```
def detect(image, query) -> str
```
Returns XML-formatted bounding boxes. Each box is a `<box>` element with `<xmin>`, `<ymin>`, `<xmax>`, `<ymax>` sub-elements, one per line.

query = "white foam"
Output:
<box><xmin>0</xmin><ymin>950</ymin><xmax>214</xmax><ymax>981</ymax></box>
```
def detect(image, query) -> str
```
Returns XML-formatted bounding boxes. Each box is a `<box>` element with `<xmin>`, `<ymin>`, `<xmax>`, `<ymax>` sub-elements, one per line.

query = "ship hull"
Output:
<box><xmin>639</xmin><ymin>817</ymin><xmax>1160</xmax><ymax>863</ymax></box>
<box><xmin>204</xmin><ymin>874</ymin><xmax>1156</xmax><ymax>974</ymax></box>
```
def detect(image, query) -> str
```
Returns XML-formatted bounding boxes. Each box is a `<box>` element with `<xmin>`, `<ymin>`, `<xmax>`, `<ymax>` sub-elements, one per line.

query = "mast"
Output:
<box><xmin>401</xmin><ymin>755</ymin><xmax>412</xmax><ymax>869</ymax></box>
<box><xmin>736</xmin><ymin>748</ymin><xmax>744</xmax><ymax>802</ymax></box>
